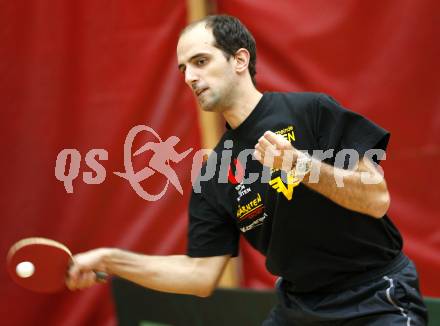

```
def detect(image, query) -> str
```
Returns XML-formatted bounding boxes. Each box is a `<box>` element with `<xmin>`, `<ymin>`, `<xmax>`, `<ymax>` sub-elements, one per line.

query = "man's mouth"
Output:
<box><xmin>195</xmin><ymin>88</ymin><xmax>208</xmax><ymax>96</ymax></box>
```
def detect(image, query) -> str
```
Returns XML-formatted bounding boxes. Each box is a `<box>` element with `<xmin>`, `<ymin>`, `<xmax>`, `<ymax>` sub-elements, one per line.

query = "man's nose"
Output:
<box><xmin>184</xmin><ymin>68</ymin><xmax>199</xmax><ymax>86</ymax></box>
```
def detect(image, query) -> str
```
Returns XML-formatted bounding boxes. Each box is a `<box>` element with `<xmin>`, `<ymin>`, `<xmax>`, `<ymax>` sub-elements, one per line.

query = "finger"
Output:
<box><xmin>255</xmin><ymin>147</ymin><xmax>277</xmax><ymax>169</ymax></box>
<box><xmin>253</xmin><ymin>149</ymin><xmax>262</xmax><ymax>161</ymax></box>
<box><xmin>263</xmin><ymin>131</ymin><xmax>280</xmax><ymax>145</ymax></box>
<box><xmin>280</xmin><ymin>149</ymin><xmax>296</xmax><ymax>171</ymax></box>
<box><xmin>254</xmin><ymin>143</ymin><xmax>261</xmax><ymax>151</ymax></box>
<box><xmin>84</xmin><ymin>272</ymin><xmax>97</xmax><ymax>289</ymax></box>
<box><xmin>66</xmin><ymin>271</ymin><xmax>82</xmax><ymax>291</ymax></box>
<box><xmin>257</xmin><ymin>135</ymin><xmax>274</xmax><ymax>151</ymax></box>
<box><xmin>77</xmin><ymin>271</ymin><xmax>96</xmax><ymax>290</ymax></box>
<box><xmin>66</xmin><ymin>276</ymin><xmax>76</xmax><ymax>291</ymax></box>
<box><xmin>254</xmin><ymin>143</ymin><xmax>264</xmax><ymax>155</ymax></box>
<box><xmin>264</xmin><ymin>131</ymin><xmax>288</xmax><ymax>149</ymax></box>
<box><xmin>74</xmin><ymin>272</ymin><xmax>87</xmax><ymax>290</ymax></box>
<box><xmin>258</xmin><ymin>140</ymin><xmax>281</xmax><ymax>158</ymax></box>
<box><xmin>66</xmin><ymin>262</ymin><xmax>82</xmax><ymax>290</ymax></box>
<box><xmin>262</xmin><ymin>152</ymin><xmax>276</xmax><ymax>169</ymax></box>
<box><xmin>67</xmin><ymin>263</ymin><xmax>80</xmax><ymax>285</ymax></box>
<box><xmin>67</xmin><ymin>256</ymin><xmax>89</xmax><ymax>290</ymax></box>
<box><xmin>259</xmin><ymin>136</ymin><xmax>282</xmax><ymax>156</ymax></box>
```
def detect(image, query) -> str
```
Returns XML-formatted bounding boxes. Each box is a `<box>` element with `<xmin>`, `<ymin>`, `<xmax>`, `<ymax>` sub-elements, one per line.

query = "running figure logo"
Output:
<box><xmin>115</xmin><ymin>125</ymin><xmax>193</xmax><ymax>201</ymax></box>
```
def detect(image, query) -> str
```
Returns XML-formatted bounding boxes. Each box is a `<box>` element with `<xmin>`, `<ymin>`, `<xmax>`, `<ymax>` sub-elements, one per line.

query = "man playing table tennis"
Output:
<box><xmin>67</xmin><ymin>15</ymin><xmax>428</xmax><ymax>325</ymax></box>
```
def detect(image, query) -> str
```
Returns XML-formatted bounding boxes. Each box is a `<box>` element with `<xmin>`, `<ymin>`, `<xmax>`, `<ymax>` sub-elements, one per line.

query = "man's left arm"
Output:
<box><xmin>254</xmin><ymin>131</ymin><xmax>390</xmax><ymax>219</ymax></box>
<box><xmin>304</xmin><ymin>154</ymin><xmax>390</xmax><ymax>218</ymax></box>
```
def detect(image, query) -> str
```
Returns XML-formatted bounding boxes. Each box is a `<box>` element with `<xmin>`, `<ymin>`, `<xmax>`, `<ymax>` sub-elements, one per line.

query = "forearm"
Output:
<box><xmin>255</xmin><ymin>131</ymin><xmax>390</xmax><ymax>218</ymax></box>
<box><xmin>101</xmin><ymin>249</ymin><xmax>227</xmax><ymax>297</ymax></box>
<box><xmin>303</xmin><ymin>158</ymin><xmax>390</xmax><ymax>218</ymax></box>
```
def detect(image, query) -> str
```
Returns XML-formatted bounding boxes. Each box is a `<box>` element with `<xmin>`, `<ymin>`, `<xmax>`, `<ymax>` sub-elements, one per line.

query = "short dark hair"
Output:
<box><xmin>183</xmin><ymin>15</ymin><xmax>257</xmax><ymax>86</ymax></box>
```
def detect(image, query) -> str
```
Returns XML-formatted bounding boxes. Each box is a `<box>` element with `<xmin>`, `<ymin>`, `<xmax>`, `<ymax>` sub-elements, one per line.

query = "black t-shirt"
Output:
<box><xmin>188</xmin><ymin>92</ymin><xmax>403</xmax><ymax>293</ymax></box>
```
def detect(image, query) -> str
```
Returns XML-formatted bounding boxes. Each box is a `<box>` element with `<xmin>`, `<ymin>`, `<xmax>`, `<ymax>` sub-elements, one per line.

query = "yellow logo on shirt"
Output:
<box><xmin>269</xmin><ymin>174</ymin><xmax>300</xmax><ymax>201</ymax></box>
<box><xmin>270</xmin><ymin>125</ymin><xmax>299</xmax><ymax>200</ymax></box>
<box><xmin>275</xmin><ymin>125</ymin><xmax>295</xmax><ymax>143</ymax></box>
<box><xmin>237</xmin><ymin>193</ymin><xmax>263</xmax><ymax>219</ymax></box>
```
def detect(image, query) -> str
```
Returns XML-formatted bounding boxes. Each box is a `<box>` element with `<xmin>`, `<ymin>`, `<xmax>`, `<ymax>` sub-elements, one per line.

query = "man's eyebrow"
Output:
<box><xmin>177</xmin><ymin>53</ymin><xmax>209</xmax><ymax>71</ymax></box>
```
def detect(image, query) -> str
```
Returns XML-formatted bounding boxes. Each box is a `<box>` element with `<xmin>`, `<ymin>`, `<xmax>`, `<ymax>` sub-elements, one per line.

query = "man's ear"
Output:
<box><xmin>234</xmin><ymin>48</ymin><xmax>250</xmax><ymax>73</ymax></box>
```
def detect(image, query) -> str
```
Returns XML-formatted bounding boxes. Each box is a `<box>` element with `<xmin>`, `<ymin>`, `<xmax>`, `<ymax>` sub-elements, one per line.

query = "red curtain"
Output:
<box><xmin>217</xmin><ymin>0</ymin><xmax>440</xmax><ymax>296</ymax></box>
<box><xmin>0</xmin><ymin>1</ymin><xmax>199</xmax><ymax>325</ymax></box>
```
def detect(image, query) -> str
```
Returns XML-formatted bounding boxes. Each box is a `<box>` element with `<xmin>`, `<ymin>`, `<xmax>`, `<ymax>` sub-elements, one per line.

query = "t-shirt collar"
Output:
<box><xmin>225</xmin><ymin>92</ymin><xmax>270</xmax><ymax>134</ymax></box>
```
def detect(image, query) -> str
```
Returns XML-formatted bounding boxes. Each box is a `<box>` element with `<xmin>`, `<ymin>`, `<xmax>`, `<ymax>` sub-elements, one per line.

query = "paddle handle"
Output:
<box><xmin>94</xmin><ymin>271</ymin><xmax>109</xmax><ymax>283</ymax></box>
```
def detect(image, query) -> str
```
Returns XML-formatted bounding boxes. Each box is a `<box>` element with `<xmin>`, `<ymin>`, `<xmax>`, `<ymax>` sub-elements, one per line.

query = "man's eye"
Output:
<box><xmin>197</xmin><ymin>58</ymin><xmax>207</xmax><ymax>66</ymax></box>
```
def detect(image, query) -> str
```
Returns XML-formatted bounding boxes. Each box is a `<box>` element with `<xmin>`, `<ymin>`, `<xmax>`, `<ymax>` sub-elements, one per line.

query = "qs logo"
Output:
<box><xmin>55</xmin><ymin>125</ymin><xmax>192</xmax><ymax>201</ymax></box>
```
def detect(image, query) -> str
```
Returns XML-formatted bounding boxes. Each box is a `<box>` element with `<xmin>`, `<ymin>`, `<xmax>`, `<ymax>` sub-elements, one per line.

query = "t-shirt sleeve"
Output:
<box><xmin>315</xmin><ymin>93</ymin><xmax>390</xmax><ymax>160</ymax></box>
<box><xmin>187</xmin><ymin>189</ymin><xmax>239</xmax><ymax>258</ymax></box>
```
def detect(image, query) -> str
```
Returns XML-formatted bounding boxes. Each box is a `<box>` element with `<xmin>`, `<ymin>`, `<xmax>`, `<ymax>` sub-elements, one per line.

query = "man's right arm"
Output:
<box><xmin>67</xmin><ymin>248</ymin><xmax>231</xmax><ymax>297</ymax></box>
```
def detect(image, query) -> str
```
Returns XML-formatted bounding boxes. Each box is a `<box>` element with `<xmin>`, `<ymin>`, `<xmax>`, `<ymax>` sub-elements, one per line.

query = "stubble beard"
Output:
<box><xmin>199</xmin><ymin>90</ymin><xmax>221</xmax><ymax>112</ymax></box>
<box><xmin>200</xmin><ymin>81</ymin><xmax>237</xmax><ymax>113</ymax></box>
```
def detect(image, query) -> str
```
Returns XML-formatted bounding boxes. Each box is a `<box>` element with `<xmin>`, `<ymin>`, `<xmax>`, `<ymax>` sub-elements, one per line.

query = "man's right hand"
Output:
<box><xmin>66</xmin><ymin>248</ymin><xmax>110</xmax><ymax>291</ymax></box>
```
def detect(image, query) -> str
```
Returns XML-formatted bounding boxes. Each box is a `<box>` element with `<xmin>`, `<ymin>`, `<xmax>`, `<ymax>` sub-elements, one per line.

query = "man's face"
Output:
<box><xmin>177</xmin><ymin>24</ymin><xmax>236</xmax><ymax>112</ymax></box>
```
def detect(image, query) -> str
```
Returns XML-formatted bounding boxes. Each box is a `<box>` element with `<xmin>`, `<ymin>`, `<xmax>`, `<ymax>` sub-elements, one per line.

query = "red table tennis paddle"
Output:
<box><xmin>7</xmin><ymin>237</ymin><xmax>107</xmax><ymax>293</ymax></box>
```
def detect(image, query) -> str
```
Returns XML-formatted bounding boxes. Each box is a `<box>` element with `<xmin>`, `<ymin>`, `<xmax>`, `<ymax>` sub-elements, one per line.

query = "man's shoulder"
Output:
<box><xmin>267</xmin><ymin>91</ymin><xmax>323</xmax><ymax>108</ymax></box>
<box><xmin>270</xmin><ymin>91</ymin><xmax>322</xmax><ymax>100</ymax></box>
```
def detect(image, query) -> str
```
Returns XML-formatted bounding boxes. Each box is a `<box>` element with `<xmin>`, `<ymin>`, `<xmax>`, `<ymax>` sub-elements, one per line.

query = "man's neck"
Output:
<box><xmin>222</xmin><ymin>87</ymin><xmax>263</xmax><ymax>129</ymax></box>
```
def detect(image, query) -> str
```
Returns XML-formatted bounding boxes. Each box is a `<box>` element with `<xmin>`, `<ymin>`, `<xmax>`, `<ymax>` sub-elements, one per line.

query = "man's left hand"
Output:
<box><xmin>253</xmin><ymin>131</ymin><xmax>299</xmax><ymax>171</ymax></box>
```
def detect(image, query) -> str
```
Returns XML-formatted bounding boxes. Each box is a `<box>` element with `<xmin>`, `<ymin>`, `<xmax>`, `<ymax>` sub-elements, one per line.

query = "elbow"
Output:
<box><xmin>369</xmin><ymin>190</ymin><xmax>390</xmax><ymax>219</ymax></box>
<box><xmin>190</xmin><ymin>255</ymin><xmax>228</xmax><ymax>298</ymax></box>
<box><xmin>194</xmin><ymin>273</ymin><xmax>218</xmax><ymax>298</ymax></box>
<box><xmin>195</xmin><ymin>283</ymin><xmax>215</xmax><ymax>297</ymax></box>
<box><xmin>196</xmin><ymin>288</ymin><xmax>214</xmax><ymax>298</ymax></box>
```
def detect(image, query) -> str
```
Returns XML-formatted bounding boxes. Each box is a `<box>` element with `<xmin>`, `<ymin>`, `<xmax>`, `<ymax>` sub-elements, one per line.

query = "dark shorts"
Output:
<box><xmin>263</xmin><ymin>256</ymin><xmax>428</xmax><ymax>325</ymax></box>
